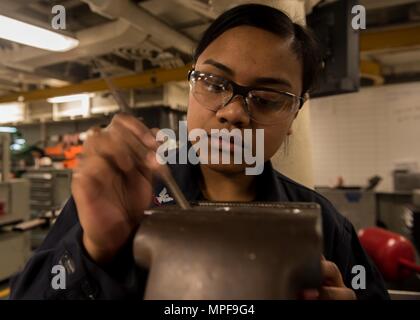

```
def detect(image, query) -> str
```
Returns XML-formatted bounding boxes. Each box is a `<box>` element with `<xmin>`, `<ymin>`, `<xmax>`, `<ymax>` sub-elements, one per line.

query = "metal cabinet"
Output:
<box><xmin>23</xmin><ymin>169</ymin><xmax>72</xmax><ymax>213</ymax></box>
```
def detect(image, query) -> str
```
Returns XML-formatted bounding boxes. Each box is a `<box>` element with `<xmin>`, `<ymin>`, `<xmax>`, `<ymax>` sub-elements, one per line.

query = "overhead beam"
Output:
<box><xmin>0</xmin><ymin>65</ymin><xmax>191</xmax><ymax>103</ymax></box>
<box><xmin>360</xmin><ymin>25</ymin><xmax>420</xmax><ymax>52</ymax></box>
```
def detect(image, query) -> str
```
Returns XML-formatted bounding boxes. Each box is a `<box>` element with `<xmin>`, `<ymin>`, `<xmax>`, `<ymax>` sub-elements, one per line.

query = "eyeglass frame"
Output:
<box><xmin>187</xmin><ymin>68</ymin><xmax>306</xmax><ymax>124</ymax></box>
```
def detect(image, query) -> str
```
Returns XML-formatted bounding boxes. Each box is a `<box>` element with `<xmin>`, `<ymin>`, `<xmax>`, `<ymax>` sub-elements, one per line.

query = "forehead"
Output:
<box><xmin>195</xmin><ymin>26</ymin><xmax>302</xmax><ymax>91</ymax></box>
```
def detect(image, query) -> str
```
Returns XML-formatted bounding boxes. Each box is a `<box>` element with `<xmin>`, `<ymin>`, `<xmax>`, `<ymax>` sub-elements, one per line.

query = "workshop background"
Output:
<box><xmin>1</xmin><ymin>0</ymin><xmax>420</xmax><ymax>299</ymax></box>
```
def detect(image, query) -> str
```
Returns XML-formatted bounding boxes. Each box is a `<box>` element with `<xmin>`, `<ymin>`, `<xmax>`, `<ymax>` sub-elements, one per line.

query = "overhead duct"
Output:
<box><xmin>0</xmin><ymin>66</ymin><xmax>70</xmax><ymax>94</ymax></box>
<box><xmin>81</xmin><ymin>0</ymin><xmax>196</xmax><ymax>55</ymax></box>
<box><xmin>174</xmin><ymin>0</ymin><xmax>219</xmax><ymax>19</ymax></box>
<box><xmin>0</xmin><ymin>0</ymin><xmax>196</xmax><ymax>87</ymax></box>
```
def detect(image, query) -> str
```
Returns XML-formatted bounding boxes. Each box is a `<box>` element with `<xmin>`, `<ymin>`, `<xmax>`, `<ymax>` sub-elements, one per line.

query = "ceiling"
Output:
<box><xmin>0</xmin><ymin>0</ymin><xmax>419</xmax><ymax>98</ymax></box>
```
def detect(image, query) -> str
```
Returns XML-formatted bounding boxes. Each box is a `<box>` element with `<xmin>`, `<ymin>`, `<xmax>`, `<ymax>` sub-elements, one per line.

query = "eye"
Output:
<box><xmin>251</xmin><ymin>92</ymin><xmax>281</xmax><ymax>107</ymax></box>
<box><xmin>253</xmin><ymin>96</ymin><xmax>273</xmax><ymax>105</ymax></box>
<box><xmin>203</xmin><ymin>78</ymin><xmax>226</xmax><ymax>93</ymax></box>
<box><xmin>249</xmin><ymin>91</ymin><xmax>295</xmax><ymax>112</ymax></box>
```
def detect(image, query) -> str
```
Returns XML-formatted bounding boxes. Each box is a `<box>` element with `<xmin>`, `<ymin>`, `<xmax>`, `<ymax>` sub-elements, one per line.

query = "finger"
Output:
<box><xmin>109</xmin><ymin>120</ymin><xmax>161</xmax><ymax>174</ymax></box>
<box><xmin>85</xmin><ymin>126</ymin><xmax>102</xmax><ymax>137</ymax></box>
<box><xmin>301</xmin><ymin>289</ymin><xmax>320</xmax><ymax>300</ymax></box>
<box><xmin>84</xmin><ymin>122</ymin><xmax>157</xmax><ymax>176</ymax></box>
<box><xmin>150</xmin><ymin>128</ymin><xmax>164</xmax><ymax>146</ymax></box>
<box><xmin>319</xmin><ymin>286</ymin><xmax>357</xmax><ymax>300</ymax></box>
<box><xmin>111</xmin><ymin>113</ymin><xmax>159</xmax><ymax>151</ymax></box>
<box><xmin>321</xmin><ymin>260</ymin><xmax>345</xmax><ymax>287</ymax></box>
<box><xmin>72</xmin><ymin>154</ymin><xmax>115</xmax><ymax>201</ymax></box>
<box><xmin>83</xmin><ymin>130</ymin><xmax>134</xmax><ymax>173</ymax></box>
<box><xmin>73</xmin><ymin>155</ymin><xmax>149</xmax><ymax>226</ymax></box>
<box><xmin>150</xmin><ymin>127</ymin><xmax>160</xmax><ymax>137</ymax></box>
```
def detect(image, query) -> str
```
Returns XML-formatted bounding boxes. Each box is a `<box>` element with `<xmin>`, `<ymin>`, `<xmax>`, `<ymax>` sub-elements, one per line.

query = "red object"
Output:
<box><xmin>63</xmin><ymin>145</ymin><xmax>83</xmax><ymax>169</ymax></box>
<box><xmin>45</xmin><ymin>143</ymin><xmax>83</xmax><ymax>169</ymax></box>
<box><xmin>0</xmin><ymin>202</ymin><xmax>4</xmax><ymax>216</ymax></box>
<box><xmin>358</xmin><ymin>227</ymin><xmax>420</xmax><ymax>281</ymax></box>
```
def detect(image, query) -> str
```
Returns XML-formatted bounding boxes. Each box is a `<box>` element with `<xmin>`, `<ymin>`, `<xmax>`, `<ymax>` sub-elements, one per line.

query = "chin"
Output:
<box><xmin>201</xmin><ymin>162</ymin><xmax>249</xmax><ymax>175</ymax></box>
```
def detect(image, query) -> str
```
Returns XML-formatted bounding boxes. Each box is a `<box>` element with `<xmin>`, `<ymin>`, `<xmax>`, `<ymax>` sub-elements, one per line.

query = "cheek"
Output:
<box><xmin>186</xmin><ymin>95</ymin><xmax>203</xmax><ymax>130</ymax></box>
<box><xmin>187</xmin><ymin>94</ymin><xmax>216</xmax><ymax>131</ymax></box>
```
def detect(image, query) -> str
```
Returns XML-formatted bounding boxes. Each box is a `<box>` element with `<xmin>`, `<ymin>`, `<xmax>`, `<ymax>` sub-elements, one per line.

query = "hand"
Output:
<box><xmin>72</xmin><ymin>114</ymin><xmax>161</xmax><ymax>264</ymax></box>
<box><xmin>302</xmin><ymin>256</ymin><xmax>357</xmax><ymax>300</ymax></box>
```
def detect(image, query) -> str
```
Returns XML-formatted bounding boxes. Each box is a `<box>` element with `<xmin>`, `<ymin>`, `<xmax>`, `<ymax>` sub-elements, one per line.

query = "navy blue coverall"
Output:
<box><xmin>10</xmin><ymin>161</ymin><xmax>389</xmax><ymax>299</ymax></box>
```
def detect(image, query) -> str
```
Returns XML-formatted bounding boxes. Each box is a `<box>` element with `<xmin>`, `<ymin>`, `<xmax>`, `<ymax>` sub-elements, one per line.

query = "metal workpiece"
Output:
<box><xmin>133</xmin><ymin>202</ymin><xmax>322</xmax><ymax>299</ymax></box>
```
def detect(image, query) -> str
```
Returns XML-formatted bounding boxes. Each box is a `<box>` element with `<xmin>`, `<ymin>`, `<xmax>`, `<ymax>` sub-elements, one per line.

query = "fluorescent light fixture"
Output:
<box><xmin>50</xmin><ymin>93</ymin><xmax>92</xmax><ymax>119</ymax></box>
<box><xmin>0</xmin><ymin>102</ymin><xmax>25</xmax><ymax>123</ymax></box>
<box><xmin>0</xmin><ymin>15</ymin><xmax>79</xmax><ymax>52</ymax></box>
<box><xmin>0</xmin><ymin>127</ymin><xmax>17</xmax><ymax>133</ymax></box>
<box><xmin>47</xmin><ymin>93</ymin><xmax>93</xmax><ymax>104</ymax></box>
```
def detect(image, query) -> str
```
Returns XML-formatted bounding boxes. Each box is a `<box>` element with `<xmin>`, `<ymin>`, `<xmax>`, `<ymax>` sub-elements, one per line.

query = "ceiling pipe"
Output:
<box><xmin>81</xmin><ymin>0</ymin><xmax>196</xmax><ymax>55</ymax></box>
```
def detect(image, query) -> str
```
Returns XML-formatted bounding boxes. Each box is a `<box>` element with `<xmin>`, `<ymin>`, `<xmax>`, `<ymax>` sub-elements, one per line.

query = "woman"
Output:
<box><xmin>10</xmin><ymin>4</ymin><xmax>389</xmax><ymax>300</ymax></box>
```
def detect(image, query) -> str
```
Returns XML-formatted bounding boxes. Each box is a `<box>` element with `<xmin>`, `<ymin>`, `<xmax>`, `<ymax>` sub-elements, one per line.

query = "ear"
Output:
<box><xmin>287</xmin><ymin>111</ymin><xmax>300</xmax><ymax>136</ymax></box>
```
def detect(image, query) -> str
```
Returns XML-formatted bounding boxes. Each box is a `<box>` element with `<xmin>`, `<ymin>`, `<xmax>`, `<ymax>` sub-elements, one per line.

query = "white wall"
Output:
<box><xmin>309</xmin><ymin>81</ymin><xmax>420</xmax><ymax>191</ymax></box>
<box><xmin>268</xmin><ymin>0</ymin><xmax>315</xmax><ymax>188</ymax></box>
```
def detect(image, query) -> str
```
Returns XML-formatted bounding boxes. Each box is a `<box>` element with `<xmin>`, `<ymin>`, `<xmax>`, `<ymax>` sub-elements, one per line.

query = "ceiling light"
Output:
<box><xmin>0</xmin><ymin>127</ymin><xmax>17</xmax><ymax>133</ymax></box>
<box><xmin>0</xmin><ymin>14</ymin><xmax>79</xmax><ymax>52</ymax></box>
<box><xmin>47</xmin><ymin>93</ymin><xmax>93</xmax><ymax>104</ymax></box>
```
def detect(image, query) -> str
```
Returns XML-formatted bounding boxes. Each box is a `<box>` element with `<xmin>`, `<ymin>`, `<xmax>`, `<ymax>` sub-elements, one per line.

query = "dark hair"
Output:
<box><xmin>193</xmin><ymin>4</ymin><xmax>322</xmax><ymax>96</ymax></box>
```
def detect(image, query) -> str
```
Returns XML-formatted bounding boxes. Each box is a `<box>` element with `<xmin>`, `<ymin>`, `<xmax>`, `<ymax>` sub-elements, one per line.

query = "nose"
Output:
<box><xmin>215</xmin><ymin>95</ymin><xmax>251</xmax><ymax>128</ymax></box>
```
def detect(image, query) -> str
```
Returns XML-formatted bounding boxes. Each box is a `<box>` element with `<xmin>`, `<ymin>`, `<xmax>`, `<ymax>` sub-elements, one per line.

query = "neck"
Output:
<box><xmin>199</xmin><ymin>165</ymin><xmax>256</xmax><ymax>202</ymax></box>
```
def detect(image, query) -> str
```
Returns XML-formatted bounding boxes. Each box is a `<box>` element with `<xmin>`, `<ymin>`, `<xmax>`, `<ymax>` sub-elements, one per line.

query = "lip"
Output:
<box><xmin>208</xmin><ymin>133</ymin><xmax>247</xmax><ymax>153</ymax></box>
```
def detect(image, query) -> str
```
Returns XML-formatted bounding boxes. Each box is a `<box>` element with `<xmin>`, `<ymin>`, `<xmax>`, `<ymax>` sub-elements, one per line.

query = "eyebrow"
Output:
<box><xmin>202</xmin><ymin>59</ymin><xmax>292</xmax><ymax>89</ymax></box>
<box><xmin>203</xmin><ymin>59</ymin><xmax>234</xmax><ymax>76</ymax></box>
